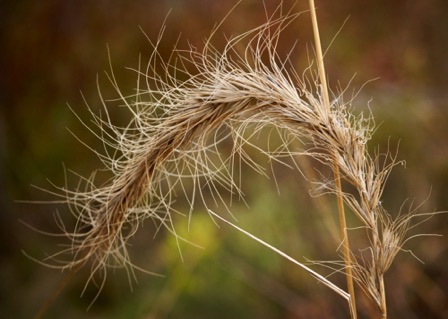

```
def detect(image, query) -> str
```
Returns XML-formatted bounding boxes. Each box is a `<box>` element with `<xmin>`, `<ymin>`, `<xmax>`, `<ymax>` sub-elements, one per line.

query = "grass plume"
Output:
<box><xmin>32</xmin><ymin>2</ymin><xmax>442</xmax><ymax>318</ymax></box>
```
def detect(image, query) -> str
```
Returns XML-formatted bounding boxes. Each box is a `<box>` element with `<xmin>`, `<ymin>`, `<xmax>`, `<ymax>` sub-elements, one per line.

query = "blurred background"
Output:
<box><xmin>1</xmin><ymin>0</ymin><xmax>448</xmax><ymax>318</ymax></box>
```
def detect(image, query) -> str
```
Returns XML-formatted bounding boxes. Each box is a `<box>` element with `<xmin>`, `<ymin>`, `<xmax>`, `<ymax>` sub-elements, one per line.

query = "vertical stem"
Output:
<box><xmin>308</xmin><ymin>0</ymin><xmax>330</xmax><ymax>115</ymax></box>
<box><xmin>334</xmin><ymin>164</ymin><xmax>357</xmax><ymax>319</ymax></box>
<box><xmin>372</xmin><ymin>227</ymin><xmax>387</xmax><ymax>319</ymax></box>
<box><xmin>378</xmin><ymin>273</ymin><xmax>387</xmax><ymax>319</ymax></box>
<box><xmin>308</xmin><ymin>1</ymin><xmax>357</xmax><ymax>318</ymax></box>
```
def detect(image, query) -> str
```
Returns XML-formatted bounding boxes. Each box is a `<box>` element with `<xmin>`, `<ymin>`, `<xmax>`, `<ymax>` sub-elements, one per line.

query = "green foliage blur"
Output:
<box><xmin>1</xmin><ymin>1</ymin><xmax>448</xmax><ymax>318</ymax></box>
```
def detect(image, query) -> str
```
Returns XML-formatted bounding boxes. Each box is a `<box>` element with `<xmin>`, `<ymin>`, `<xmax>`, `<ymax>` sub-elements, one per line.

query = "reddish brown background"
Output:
<box><xmin>1</xmin><ymin>1</ymin><xmax>448</xmax><ymax>318</ymax></box>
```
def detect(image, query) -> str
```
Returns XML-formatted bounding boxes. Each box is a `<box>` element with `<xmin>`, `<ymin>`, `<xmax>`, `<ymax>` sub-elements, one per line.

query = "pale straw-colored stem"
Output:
<box><xmin>308</xmin><ymin>0</ymin><xmax>330</xmax><ymax>118</ymax></box>
<box><xmin>208</xmin><ymin>210</ymin><xmax>351</xmax><ymax>302</ymax></box>
<box><xmin>308</xmin><ymin>1</ymin><xmax>357</xmax><ymax>318</ymax></box>
<box><xmin>378</xmin><ymin>273</ymin><xmax>387</xmax><ymax>319</ymax></box>
<box><xmin>334</xmin><ymin>163</ymin><xmax>358</xmax><ymax>319</ymax></box>
<box><xmin>371</xmin><ymin>223</ymin><xmax>387</xmax><ymax>318</ymax></box>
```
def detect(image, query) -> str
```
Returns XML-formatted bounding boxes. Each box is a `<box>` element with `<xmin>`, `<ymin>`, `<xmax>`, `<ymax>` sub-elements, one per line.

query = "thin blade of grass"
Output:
<box><xmin>207</xmin><ymin>209</ymin><xmax>350</xmax><ymax>302</ymax></box>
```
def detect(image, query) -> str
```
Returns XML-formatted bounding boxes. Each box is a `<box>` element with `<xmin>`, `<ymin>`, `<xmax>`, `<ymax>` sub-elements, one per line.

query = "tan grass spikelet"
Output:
<box><xmin>31</xmin><ymin>3</ymin><xmax>442</xmax><ymax>319</ymax></box>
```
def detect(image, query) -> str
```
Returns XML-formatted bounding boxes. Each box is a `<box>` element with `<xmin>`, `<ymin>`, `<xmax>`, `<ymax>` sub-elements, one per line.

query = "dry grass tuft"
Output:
<box><xmin>32</xmin><ymin>2</ymin><xmax>442</xmax><ymax>318</ymax></box>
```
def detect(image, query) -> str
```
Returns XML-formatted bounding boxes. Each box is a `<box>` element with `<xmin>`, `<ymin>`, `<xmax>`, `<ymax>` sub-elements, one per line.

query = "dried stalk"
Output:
<box><xmin>308</xmin><ymin>0</ymin><xmax>357</xmax><ymax>317</ymax></box>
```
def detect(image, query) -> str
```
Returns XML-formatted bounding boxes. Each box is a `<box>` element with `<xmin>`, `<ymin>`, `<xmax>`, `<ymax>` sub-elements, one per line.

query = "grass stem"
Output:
<box><xmin>308</xmin><ymin>1</ymin><xmax>357</xmax><ymax>317</ymax></box>
<box><xmin>334</xmin><ymin>164</ymin><xmax>357</xmax><ymax>319</ymax></box>
<box><xmin>379</xmin><ymin>273</ymin><xmax>387</xmax><ymax>319</ymax></box>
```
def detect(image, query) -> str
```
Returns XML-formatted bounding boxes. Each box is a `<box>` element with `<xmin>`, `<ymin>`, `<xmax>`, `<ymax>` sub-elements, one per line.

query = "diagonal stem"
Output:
<box><xmin>308</xmin><ymin>1</ymin><xmax>357</xmax><ymax>318</ymax></box>
<box><xmin>208</xmin><ymin>210</ymin><xmax>351</xmax><ymax>301</ymax></box>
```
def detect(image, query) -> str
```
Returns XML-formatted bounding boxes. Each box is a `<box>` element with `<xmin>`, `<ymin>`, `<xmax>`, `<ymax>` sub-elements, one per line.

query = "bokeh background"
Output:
<box><xmin>1</xmin><ymin>0</ymin><xmax>448</xmax><ymax>318</ymax></box>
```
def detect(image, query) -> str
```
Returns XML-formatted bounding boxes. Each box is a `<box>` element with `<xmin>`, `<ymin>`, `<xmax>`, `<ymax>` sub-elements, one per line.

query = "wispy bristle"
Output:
<box><xmin>34</xmin><ymin>4</ymin><xmax>439</xmax><ymax>318</ymax></box>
